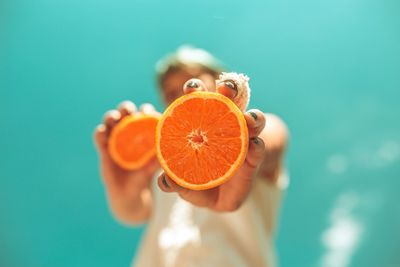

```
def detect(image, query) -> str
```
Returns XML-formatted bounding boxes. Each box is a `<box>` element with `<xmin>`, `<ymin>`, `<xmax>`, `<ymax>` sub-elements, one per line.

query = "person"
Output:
<box><xmin>94</xmin><ymin>46</ymin><xmax>289</xmax><ymax>267</ymax></box>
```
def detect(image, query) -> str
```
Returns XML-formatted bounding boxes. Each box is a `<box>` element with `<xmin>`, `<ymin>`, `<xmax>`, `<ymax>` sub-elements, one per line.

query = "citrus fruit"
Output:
<box><xmin>109</xmin><ymin>113</ymin><xmax>160</xmax><ymax>170</ymax></box>
<box><xmin>156</xmin><ymin>91</ymin><xmax>248</xmax><ymax>190</ymax></box>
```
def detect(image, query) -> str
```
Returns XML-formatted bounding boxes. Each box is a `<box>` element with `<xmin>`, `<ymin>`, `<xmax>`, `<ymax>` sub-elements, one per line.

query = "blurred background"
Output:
<box><xmin>1</xmin><ymin>0</ymin><xmax>399</xmax><ymax>266</ymax></box>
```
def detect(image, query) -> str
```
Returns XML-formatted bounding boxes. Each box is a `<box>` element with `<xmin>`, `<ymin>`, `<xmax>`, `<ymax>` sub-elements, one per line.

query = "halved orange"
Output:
<box><xmin>156</xmin><ymin>92</ymin><xmax>248</xmax><ymax>190</ymax></box>
<box><xmin>109</xmin><ymin>113</ymin><xmax>160</xmax><ymax>170</ymax></box>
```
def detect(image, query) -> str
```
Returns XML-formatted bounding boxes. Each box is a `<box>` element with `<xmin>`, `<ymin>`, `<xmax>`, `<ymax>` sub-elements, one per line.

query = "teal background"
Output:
<box><xmin>1</xmin><ymin>0</ymin><xmax>399</xmax><ymax>266</ymax></box>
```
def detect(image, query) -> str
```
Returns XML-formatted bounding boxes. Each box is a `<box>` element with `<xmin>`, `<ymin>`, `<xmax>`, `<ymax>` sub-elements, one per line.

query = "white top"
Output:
<box><xmin>132</xmin><ymin>172</ymin><xmax>288</xmax><ymax>267</ymax></box>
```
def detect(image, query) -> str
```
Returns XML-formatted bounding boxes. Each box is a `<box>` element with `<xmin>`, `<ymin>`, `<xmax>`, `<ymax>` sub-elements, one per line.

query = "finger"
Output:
<box><xmin>216</xmin><ymin>79</ymin><xmax>238</xmax><ymax>100</ymax></box>
<box><xmin>245</xmin><ymin>137</ymin><xmax>266</xmax><ymax>169</ymax></box>
<box><xmin>103</xmin><ymin>109</ymin><xmax>121</xmax><ymax>130</ymax></box>
<box><xmin>140</xmin><ymin>103</ymin><xmax>156</xmax><ymax>114</ymax></box>
<box><xmin>244</xmin><ymin>109</ymin><xmax>266</xmax><ymax>138</ymax></box>
<box><xmin>158</xmin><ymin>172</ymin><xmax>190</xmax><ymax>194</ymax></box>
<box><xmin>118</xmin><ymin>101</ymin><xmax>137</xmax><ymax>117</ymax></box>
<box><xmin>183</xmin><ymin>78</ymin><xmax>207</xmax><ymax>94</ymax></box>
<box><xmin>157</xmin><ymin>172</ymin><xmax>175</xmax><ymax>193</ymax></box>
<box><xmin>157</xmin><ymin>172</ymin><xmax>218</xmax><ymax>208</ymax></box>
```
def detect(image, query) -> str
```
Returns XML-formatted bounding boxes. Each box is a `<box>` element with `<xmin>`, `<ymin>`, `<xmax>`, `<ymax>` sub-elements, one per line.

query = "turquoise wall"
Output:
<box><xmin>1</xmin><ymin>0</ymin><xmax>399</xmax><ymax>266</ymax></box>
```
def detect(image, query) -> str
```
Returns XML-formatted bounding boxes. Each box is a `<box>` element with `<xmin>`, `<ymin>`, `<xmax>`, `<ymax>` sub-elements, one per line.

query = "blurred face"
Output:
<box><xmin>160</xmin><ymin>68</ymin><xmax>216</xmax><ymax>106</ymax></box>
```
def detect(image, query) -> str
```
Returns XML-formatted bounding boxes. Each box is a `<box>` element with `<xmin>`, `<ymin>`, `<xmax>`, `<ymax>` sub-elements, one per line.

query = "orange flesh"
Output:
<box><xmin>109</xmin><ymin>114</ymin><xmax>159</xmax><ymax>170</ymax></box>
<box><xmin>156</xmin><ymin>92</ymin><xmax>248</xmax><ymax>190</ymax></box>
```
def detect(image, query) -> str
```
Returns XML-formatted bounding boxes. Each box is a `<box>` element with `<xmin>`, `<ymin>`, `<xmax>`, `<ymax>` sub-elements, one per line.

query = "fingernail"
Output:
<box><xmin>224</xmin><ymin>80</ymin><xmax>237</xmax><ymax>90</ymax></box>
<box><xmin>223</xmin><ymin>80</ymin><xmax>238</xmax><ymax>95</ymax></box>
<box><xmin>162</xmin><ymin>174</ymin><xmax>170</xmax><ymax>188</ymax></box>
<box><xmin>251</xmin><ymin>137</ymin><xmax>260</xmax><ymax>145</ymax></box>
<box><xmin>249</xmin><ymin>111</ymin><xmax>258</xmax><ymax>121</ymax></box>
<box><xmin>187</xmin><ymin>80</ymin><xmax>199</xmax><ymax>88</ymax></box>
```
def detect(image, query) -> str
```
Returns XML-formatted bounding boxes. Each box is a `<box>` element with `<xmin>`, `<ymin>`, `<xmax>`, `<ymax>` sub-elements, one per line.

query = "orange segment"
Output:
<box><xmin>109</xmin><ymin>113</ymin><xmax>160</xmax><ymax>170</ymax></box>
<box><xmin>156</xmin><ymin>92</ymin><xmax>248</xmax><ymax>190</ymax></box>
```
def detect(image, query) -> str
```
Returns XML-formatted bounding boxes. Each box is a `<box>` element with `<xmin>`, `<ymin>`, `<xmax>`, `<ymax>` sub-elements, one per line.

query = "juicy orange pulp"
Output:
<box><xmin>109</xmin><ymin>113</ymin><xmax>160</xmax><ymax>170</ymax></box>
<box><xmin>156</xmin><ymin>92</ymin><xmax>248</xmax><ymax>190</ymax></box>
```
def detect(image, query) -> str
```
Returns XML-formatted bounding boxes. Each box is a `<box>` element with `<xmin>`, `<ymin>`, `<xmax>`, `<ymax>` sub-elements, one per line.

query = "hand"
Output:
<box><xmin>94</xmin><ymin>101</ymin><xmax>160</xmax><ymax>223</ymax></box>
<box><xmin>157</xmin><ymin>79</ymin><xmax>266</xmax><ymax>212</ymax></box>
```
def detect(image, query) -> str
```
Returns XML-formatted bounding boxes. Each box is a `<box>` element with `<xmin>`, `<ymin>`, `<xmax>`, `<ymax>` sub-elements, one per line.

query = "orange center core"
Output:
<box><xmin>187</xmin><ymin>130</ymin><xmax>208</xmax><ymax>149</ymax></box>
